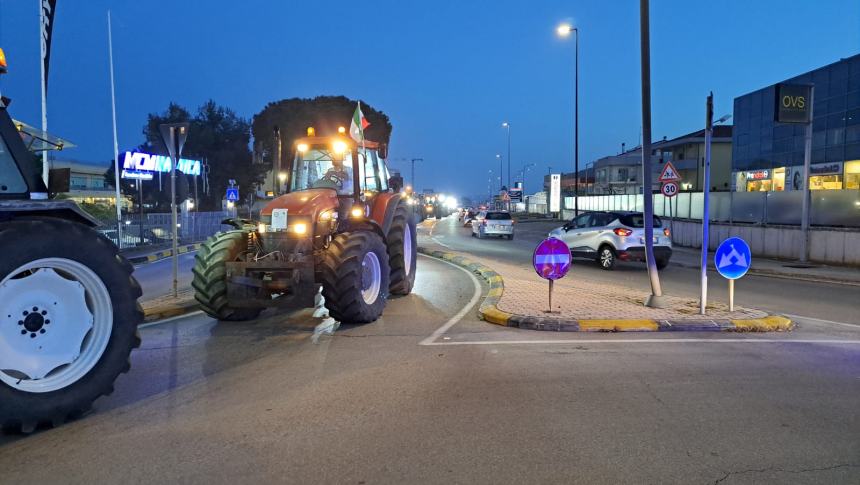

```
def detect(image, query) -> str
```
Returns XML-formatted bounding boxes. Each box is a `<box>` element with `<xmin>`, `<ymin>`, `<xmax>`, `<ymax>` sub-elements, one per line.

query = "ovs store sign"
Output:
<box><xmin>774</xmin><ymin>83</ymin><xmax>812</xmax><ymax>124</ymax></box>
<box><xmin>121</xmin><ymin>151</ymin><xmax>201</xmax><ymax>180</ymax></box>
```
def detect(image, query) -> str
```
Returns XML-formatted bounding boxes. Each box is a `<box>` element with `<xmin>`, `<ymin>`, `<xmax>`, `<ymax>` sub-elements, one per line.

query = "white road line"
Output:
<box><xmin>431</xmin><ymin>237</ymin><xmax>453</xmax><ymax>249</ymax></box>
<box><xmin>423</xmin><ymin>338</ymin><xmax>860</xmax><ymax>346</ymax></box>
<box><xmin>139</xmin><ymin>310</ymin><xmax>205</xmax><ymax>329</ymax></box>
<box><xmin>419</xmin><ymin>254</ymin><xmax>483</xmax><ymax>346</ymax></box>
<box><xmin>784</xmin><ymin>314</ymin><xmax>860</xmax><ymax>329</ymax></box>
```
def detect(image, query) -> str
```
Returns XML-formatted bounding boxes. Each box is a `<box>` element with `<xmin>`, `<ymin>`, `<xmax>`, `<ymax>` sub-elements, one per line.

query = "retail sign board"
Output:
<box><xmin>549</xmin><ymin>174</ymin><xmax>561</xmax><ymax>212</ymax></box>
<box><xmin>774</xmin><ymin>83</ymin><xmax>812</xmax><ymax>124</ymax></box>
<box><xmin>658</xmin><ymin>161</ymin><xmax>681</xmax><ymax>182</ymax></box>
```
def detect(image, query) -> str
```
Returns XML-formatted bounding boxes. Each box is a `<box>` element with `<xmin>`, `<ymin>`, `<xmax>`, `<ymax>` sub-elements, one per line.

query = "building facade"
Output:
<box><xmin>732</xmin><ymin>53</ymin><xmax>860</xmax><ymax>192</ymax></box>
<box><xmin>51</xmin><ymin>159</ymin><xmax>129</xmax><ymax>208</ymax></box>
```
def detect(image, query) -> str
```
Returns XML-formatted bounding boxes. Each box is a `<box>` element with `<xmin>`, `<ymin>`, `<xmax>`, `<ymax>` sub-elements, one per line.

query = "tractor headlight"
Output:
<box><xmin>318</xmin><ymin>210</ymin><xmax>338</xmax><ymax>222</ymax></box>
<box><xmin>350</xmin><ymin>206</ymin><xmax>364</xmax><ymax>218</ymax></box>
<box><xmin>333</xmin><ymin>141</ymin><xmax>347</xmax><ymax>154</ymax></box>
<box><xmin>257</xmin><ymin>223</ymin><xmax>267</xmax><ymax>234</ymax></box>
<box><xmin>291</xmin><ymin>223</ymin><xmax>308</xmax><ymax>235</ymax></box>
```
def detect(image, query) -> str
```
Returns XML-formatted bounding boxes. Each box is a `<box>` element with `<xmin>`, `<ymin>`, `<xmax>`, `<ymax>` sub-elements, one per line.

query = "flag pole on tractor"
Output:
<box><xmin>350</xmin><ymin>101</ymin><xmax>371</xmax><ymax>191</ymax></box>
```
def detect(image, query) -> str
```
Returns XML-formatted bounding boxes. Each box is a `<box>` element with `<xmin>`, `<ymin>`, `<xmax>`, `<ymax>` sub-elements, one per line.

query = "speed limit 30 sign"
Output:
<box><xmin>661</xmin><ymin>181</ymin><xmax>679</xmax><ymax>198</ymax></box>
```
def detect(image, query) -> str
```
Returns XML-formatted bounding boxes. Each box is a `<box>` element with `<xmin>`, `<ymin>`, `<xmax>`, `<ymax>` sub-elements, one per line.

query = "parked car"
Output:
<box><xmin>548</xmin><ymin>211</ymin><xmax>671</xmax><ymax>270</ymax></box>
<box><xmin>472</xmin><ymin>210</ymin><xmax>514</xmax><ymax>239</ymax></box>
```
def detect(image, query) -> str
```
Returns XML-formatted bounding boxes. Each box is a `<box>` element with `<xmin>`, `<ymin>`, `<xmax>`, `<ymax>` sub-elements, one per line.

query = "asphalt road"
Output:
<box><xmin>134</xmin><ymin>251</ymin><xmax>198</xmax><ymax>300</ymax></box>
<box><xmin>429</xmin><ymin>216</ymin><xmax>860</xmax><ymax>325</ymax></box>
<box><xmin>1</xmin><ymin>223</ymin><xmax>858</xmax><ymax>484</ymax></box>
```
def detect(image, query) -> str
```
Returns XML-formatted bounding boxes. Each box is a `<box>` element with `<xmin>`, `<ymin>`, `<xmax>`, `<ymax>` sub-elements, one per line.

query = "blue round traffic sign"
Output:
<box><xmin>533</xmin><ymin>237</ymin><xmax>571</xmax><ymax>280</ymax></box>
<box><xmin>714</xmin><ymin>237</ymin><xmax>751</xmax><ymax>280</ymax></box>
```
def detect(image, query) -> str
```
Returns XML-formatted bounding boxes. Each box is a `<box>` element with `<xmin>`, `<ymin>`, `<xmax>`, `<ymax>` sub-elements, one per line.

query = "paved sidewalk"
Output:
<box><xmin>670</xmin><ymin>246</ymin><xmax>860</xmax><ymax>285</ymax></box>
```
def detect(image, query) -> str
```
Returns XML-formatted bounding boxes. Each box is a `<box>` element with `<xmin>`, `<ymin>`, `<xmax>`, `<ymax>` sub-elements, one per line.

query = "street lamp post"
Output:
<box><xmin>502</xmin><ymin>122</ymin><xmax>511</xmax><ymax>189</ymax></box>
<box><xmin>495</xmin><ymin>154</ymin><xmax>502</xmax><ymax>191</ymax></box>
<box><xmin>557</xmin><ymin>23</ymin><xmax>579</xmax><ymax>216</ymax></box>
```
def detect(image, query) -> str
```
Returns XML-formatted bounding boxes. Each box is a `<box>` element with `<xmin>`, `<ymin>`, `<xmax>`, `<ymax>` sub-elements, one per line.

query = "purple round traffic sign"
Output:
<box><xmin>533</xmin><ymin>237</ymin><xmax>572</xmax><ymax>280</ymax></box>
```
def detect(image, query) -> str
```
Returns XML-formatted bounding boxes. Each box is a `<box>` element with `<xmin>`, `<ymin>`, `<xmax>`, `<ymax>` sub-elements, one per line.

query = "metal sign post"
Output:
<box><xmin>714</xmin><ymin>237</ymin><xmax>751</xmax><ymax>312</ymax></box>
<box><xmin>159</xmin><ymin>122</ymin><xmax>190</xmax><ymax>298</ymax></box>
<box><xmin>700</xmin><ymin>93</ymin><xmax>713</xmax><ymax>314</ymax></box>
<box><xmin>533</xmin><ymin>238</ymin><xmax>571</xmax><ymax>313</ymax></box>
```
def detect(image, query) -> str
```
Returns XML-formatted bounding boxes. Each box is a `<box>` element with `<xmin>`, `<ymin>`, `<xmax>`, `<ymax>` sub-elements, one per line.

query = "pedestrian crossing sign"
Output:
<box><xmin>659</xmin><ymin>161</ymin><xmax>682</xmax><ymax>182</ymax></box>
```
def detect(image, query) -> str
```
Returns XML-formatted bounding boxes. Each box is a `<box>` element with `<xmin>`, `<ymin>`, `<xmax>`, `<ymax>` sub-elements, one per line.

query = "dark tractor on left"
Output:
<box><xmin>0</xmin><ymin>49</ymin><xmax>142</xmax><ymax>433</ymax></box>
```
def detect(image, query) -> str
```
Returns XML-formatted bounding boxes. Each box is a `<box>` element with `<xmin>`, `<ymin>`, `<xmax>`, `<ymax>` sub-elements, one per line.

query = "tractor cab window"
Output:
<box><xmin>357</xmin><ymin>150</ymin><xmax>380</xmax><ymax>192</ymax></box>
<box><xmin>291</xmin><ymin>148</ymin><xmax>354</xmax><ymax>195</ymax></box>
<box><xmin>0</xmin><ymin>131</ymin><xmax>28</xmax><ymax>194</ymax></box>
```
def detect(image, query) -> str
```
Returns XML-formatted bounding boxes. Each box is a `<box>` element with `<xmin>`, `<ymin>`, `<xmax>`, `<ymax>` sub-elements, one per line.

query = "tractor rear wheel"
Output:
<box><xmin>192</xmin><ymin>230</ymin><xmax>263</xmax><ymax>321</ymax></box>
<box><xmin>0</xmin><ymin>218</ymin><xmax>142</xmax><ymax>433</ymax></box>
<box><xmin>319</xmin><ymin>231</ymin><xmax>390</xmax><ymax>323</ymax></box>
<box><xmin>387</xmin><ymin>204</ymin><xmax>417</xmax><ymax>295</ymax></box>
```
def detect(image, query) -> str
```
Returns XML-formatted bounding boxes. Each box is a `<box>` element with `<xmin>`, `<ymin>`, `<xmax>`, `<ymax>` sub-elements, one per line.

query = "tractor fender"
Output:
<box><xmin>371</xmin><ymin>193</ymin><xmax>407</xmax><ymax>235</ymax></box>
<box><xmin>0</xmin><ymin>199</ymin><xmax>100</xmax><ymax>227</ymax></box>
<box><xmin>343</xmin><ymin>218</ymin><xmax>386</xmax><ymax>241</ymax></box>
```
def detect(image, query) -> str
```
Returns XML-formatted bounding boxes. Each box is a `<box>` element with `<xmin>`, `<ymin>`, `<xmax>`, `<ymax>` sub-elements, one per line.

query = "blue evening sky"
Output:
<box><xmin>1</xmin><ymin>0</ymin><xmax>858</xmax><ymax>200</ymax></box>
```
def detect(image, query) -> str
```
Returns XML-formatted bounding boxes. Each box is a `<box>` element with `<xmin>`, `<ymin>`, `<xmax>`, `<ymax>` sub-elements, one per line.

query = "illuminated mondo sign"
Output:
<box><xmin>120</xmin><ymin>151</ymin><xmax>201</xmax><ymax>180</ymax></box>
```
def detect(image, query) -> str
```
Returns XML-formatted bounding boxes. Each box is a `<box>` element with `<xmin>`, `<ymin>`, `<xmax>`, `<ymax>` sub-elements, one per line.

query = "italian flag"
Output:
<box><xmin>349</xmin><ymin>102</ymin><xmax>370</xmax><ymax>142</ymax></box>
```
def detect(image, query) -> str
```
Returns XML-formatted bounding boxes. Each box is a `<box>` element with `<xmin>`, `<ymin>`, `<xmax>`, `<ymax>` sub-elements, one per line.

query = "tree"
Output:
<box><xmin>106</xmin><ymin>101</ymin><xmax>264</xmax><ymax>211</ymax></box>
<box><xmin>251</xmin><ymin>95</ymin><xmax>393</xmax><ymax>175</ymax></box>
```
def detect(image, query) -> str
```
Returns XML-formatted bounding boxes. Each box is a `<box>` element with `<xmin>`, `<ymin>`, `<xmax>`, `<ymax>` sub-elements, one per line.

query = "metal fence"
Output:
<box><xmin>532</xmin><ymin>191</ymin><xmax>860</xmax><ymax>228</ymax></box>
<box><xmin>95</xmin><ymin>211</ymin><xmax>230</xmax><ymax>249</ymax></box>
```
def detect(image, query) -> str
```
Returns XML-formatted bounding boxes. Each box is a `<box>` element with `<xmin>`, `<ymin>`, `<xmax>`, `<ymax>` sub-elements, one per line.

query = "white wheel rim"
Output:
<box><xmin>403</xmin><ymin>224</ymin><xmax>413</xmax><ymax>277</ymax></box>
<box><xmin>361</xmin><ymin>252</ymin><xmax>382</xmax><ymax>305</ymax></box>
<box><xmin>0</xmin><ymin>258</ymin><xmax>113</xmax><ymax>393</ymax></box>
<box><xmin>601</xmin><ymin>250</ymin><xmax>613</xmax><ymax>267</ymax></box>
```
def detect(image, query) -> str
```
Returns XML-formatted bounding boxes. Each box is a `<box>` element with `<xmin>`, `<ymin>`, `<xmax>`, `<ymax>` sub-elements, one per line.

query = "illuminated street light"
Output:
<box><xmin>557</xmin><ymin>23</ymin><xmax>573</xmax><ymax>37</ymax></box>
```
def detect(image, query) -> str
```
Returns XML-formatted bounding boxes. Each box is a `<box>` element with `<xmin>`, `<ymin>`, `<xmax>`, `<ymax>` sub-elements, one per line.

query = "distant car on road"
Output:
<box><xmin>548</xmin><ymin>211</ymin><xmax>671</xmax><ymax>270</ymax></box>
<box><xmin>472</xmin><ymin>210</ymin><xmax>514</xmax><ymax>239</ymax></box>
<box><xmin>462</xmin><ymin>208</ymin><xmax>478</xmax><ymax>226</ymax></box>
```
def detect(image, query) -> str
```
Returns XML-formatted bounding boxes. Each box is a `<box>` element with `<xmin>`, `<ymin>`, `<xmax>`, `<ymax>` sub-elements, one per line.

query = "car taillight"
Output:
<box><xmin>613</xmin><ymin>228</ymin><xmax>633</xmax><ymax>236</ymax></box>
<box><xmin>663</xmin><ymin>228</ymin><xmax>671</xmax><ymax>237</ymax></box>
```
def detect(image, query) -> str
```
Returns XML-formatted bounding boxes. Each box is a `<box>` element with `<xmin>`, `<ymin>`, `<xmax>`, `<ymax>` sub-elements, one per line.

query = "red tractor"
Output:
<box><xmin>192</xmin><ymin>129</ymin><xmax>416</xmax><ymax>323</ymax></box>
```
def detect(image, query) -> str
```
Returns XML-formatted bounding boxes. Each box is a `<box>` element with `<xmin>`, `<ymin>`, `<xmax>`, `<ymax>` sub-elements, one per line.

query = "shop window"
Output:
<box><xmin>809</xmin><ymin>175</ymin><xmax>842</xmax><ymax>190</ymax></box>
<box><xmin>772</xmin><ymin>167</ymin><xmax>786</xmax><ymax>191</ymax></box>
<box><xmin>845</xmin><ymin>160</ymin><xmax>860</xmax><ymax>190</ymax></box>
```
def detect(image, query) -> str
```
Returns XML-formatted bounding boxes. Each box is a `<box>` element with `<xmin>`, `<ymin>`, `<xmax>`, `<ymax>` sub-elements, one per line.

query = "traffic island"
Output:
<box><xmin>126</xmin><ymin>243</ymin><xmax>204</xmax><ymax>265</ymax></box>
<box><xmin>417</xmin><ymin>246</ymin><xmax>793</xmax><ymax>332</ymax></box>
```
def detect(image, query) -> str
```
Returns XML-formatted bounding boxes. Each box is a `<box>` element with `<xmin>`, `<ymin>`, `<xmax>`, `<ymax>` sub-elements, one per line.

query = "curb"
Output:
<box><xmin>142</xmin><ymin>301</ymin><xmax>199</xmax><ymax>323</ymax></box>
<box><xmin>418</xmin><ymin>246</ymin><xmax>793</xmax><ymax>333</ymax></box>
<box><xmin>128</xmin><ymin>243</ymin><xmax>203</xmax><ymax>265</ymax></box>
<box><xmin>671</xmin><ymin>259</ymin><xmax>860</xmax><ymax>287</ymax></box>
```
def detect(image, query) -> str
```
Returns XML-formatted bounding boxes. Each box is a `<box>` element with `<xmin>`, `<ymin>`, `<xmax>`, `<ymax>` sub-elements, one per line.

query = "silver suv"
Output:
<box><xmin>548</xmin><ymin>211</ymin><xmax>672</xmax><ymax>270</ymax></box>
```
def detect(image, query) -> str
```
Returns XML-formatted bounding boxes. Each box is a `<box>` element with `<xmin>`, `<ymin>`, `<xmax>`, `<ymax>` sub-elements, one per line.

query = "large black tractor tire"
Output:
<box><xmin>318</xmin><ymin>231</ymin><xmax>390</xmax><ymax>324</ymax></box>
<box><xmin>387</xmin><ymin>204</ymin><xmax>418</xmax><ymax>295</ymax></box>
<box><xmin>192</xmin><ymin>230</ymin><xmax>263</xmax><ymax>321</ymax></box>
<box><xmin>0</xmin><ymin>218</ymin><xmax>142</xmax><ymax>433</ymax></box>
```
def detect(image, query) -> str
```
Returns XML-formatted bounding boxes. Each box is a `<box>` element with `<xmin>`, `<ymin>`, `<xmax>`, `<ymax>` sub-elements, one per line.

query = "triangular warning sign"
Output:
<box><xmin>659</xmin><ymin>161</ymin><xmax>681</xmax><ymax>182</ymax></box>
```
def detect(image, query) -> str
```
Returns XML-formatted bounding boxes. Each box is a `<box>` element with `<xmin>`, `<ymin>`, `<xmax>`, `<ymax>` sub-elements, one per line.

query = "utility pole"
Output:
<box><xmin>639</xmin><ymin>0</ymin><xmax>665</xmax><ymax>308</ymax></box>
<box><xmin>800</xmin><ymin>88</ymin><xmax>815</xmax><ymax>262</ymax></box>
<box><xmin>700</xmin><ymin>93</ymin><xmax>713</xmax><ymax>314</ymax></box>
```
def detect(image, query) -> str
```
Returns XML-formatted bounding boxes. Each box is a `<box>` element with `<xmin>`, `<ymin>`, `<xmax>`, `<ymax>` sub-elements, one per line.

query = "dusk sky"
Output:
<box><xmin>1</xmin><ymin>0</ymin><xmax>858</xmax><ymax>200</ymax></box>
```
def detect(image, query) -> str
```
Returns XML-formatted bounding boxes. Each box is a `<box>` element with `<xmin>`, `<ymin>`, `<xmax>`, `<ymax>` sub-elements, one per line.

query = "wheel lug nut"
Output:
<box><xmin>20</xmin><ymin>330</ymin><xmax>26</xmax><ymax>335</ymax></box>
<box><xmin>23</xmin><ymin>311</ymin><xmax>28</xmax><ymax>316</ymax></box>
<box><xmin>39</xmin><ymin>329</ymin><xmax>46</xmax><ymax>334</ymax></box>
<box><xmin>45</xmin><ymin>320</ymin><xmax>51</xmax><ymax>324</ymax></box>
<box><xmin>18</xmin><ymin>320</ymin><xmax>23</xmax><ymax>326</ymax></box>
<box><xmin>29</xmin><ymin>333</ymin><xmax>36</xmax><ymax>339</ymax></box>
<box><xmin>41</xmin><ymin>310</ymin><xmax>47</xmax><ymax>315</ymax></box>
<box><xmin>32</xmin><ymin>307</ymin><xmax>38</xmax><ymax>312</ymax></box>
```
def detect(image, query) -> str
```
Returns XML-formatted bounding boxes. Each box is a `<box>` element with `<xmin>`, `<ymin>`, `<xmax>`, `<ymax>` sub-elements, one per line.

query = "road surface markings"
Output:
<box><xmin>431</xmin><ymin>236</ymin><xmax>454</xmax><ymax>249</ymax></box>
<box><xmin>139</xmin><ymin>310</ymin><xmax>205</xmax><ymax>328</ymax></box>
<box><xmin>419</xmin><ymin>254</ymin><xmax>483</xmax><ymax>346</ymax></box>
<box><xmin>424</xmin><ymin>338</ymin><xmax>860</xmax><ymax>346</ymax></box>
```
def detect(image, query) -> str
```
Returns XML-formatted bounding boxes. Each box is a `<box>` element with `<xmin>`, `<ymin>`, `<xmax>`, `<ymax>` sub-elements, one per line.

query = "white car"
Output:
<box><xmin>471</xmin><ymin>210</ymin><xmax>514</xmax><ymax>239</ymax></box>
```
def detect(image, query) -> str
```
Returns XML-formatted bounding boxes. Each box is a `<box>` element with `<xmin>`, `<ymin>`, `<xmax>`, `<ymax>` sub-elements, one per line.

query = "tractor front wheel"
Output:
<box><xmin>192</xmin><ymin>230</ymin><xmax>263</xmax><ymax>321</ymax></box>
<box><xmin>319</xmin><ymin>232</ymin><xmax>390</xmax><ymax>323</ymax></box>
